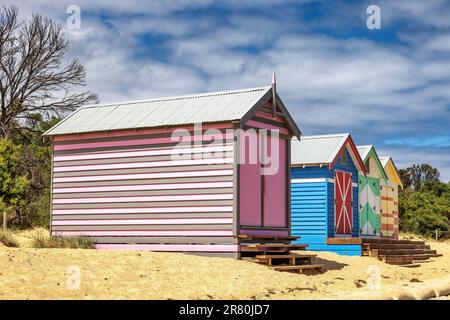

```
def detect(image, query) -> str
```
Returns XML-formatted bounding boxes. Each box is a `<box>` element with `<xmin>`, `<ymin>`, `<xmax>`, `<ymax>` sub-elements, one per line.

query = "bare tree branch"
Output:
<box><xmin>0</xmin><ymin>4</ymin><xmax>98</xmax><ymax>137</ymax></box>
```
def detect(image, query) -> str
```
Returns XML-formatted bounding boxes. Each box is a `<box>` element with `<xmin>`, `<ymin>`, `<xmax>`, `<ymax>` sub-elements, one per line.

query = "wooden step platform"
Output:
<box><xmin>271</xmin><ymin>264</ymin><xmax>324</xmax><ymax>273</ymax></box>
<box><xmin>372</xmin><ymin>249</ymin><xmax>437</xmax><ymax>256</ymax></box>
<box><xmin>367</xmin><ymin>243</ymin><xmax>431</xmax><ymax>250</ymax></box>
<box><xmin>411</xmin><ymin>253</ymin><xmax>443</xmax><ymax>260</ymax></box>
<box><xmin>241</xmin><ymin>243</ymin><xmax>308</xmax><ymax>253</ymax></box>
<box><xmin>239</xmin><ymin>236</ymin><xmax>322</xmax><ymax>274</ymax></box>
<box><xmin>362</xmin><ymin>238</ymin><xmax>425</xmax><ymax>245</ymax></box>
<box><xmin>379</xmin><ymin>255</ymin><xmax>413</xmax><ymax>265</ymax></box>
<box><xmin>364</xmin><ymin>237</ymin><xmax>441</xmax><ymax>267</ymax></box>
<box><xmin>255</xmin><ymin>253</ymin><xmax>316</xmax><ymax>266</ymax></box>
<box><xmin>238</xmin><ymin>234</ymin><xmax>299</xmax><ymax>241</ymax></box>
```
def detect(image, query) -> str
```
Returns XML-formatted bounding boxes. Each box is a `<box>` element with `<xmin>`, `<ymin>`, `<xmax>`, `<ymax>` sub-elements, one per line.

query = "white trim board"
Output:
<box><xmin>291</xmin><ymin>178</ymin><xmax>357</xmax><ymax>187</ymax></box>
<box><xmin>291</xmin><ymin>178</ymin><xmax>326</xmax><ymax>183</ymax></box>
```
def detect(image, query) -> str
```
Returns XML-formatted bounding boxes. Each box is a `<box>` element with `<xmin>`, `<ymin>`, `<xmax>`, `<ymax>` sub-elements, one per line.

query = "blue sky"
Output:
<box><xmin>16</xmin><ymin>0</ymin><xmax>450</xmax><ymax>181</ymax></box>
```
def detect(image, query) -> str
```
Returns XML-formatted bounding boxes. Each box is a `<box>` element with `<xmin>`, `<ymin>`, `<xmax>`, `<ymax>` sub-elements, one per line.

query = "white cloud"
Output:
<box><xmin>7</xmin><ymin>0</ymin><xmax>450</xmax><ymax>180</ymax></box>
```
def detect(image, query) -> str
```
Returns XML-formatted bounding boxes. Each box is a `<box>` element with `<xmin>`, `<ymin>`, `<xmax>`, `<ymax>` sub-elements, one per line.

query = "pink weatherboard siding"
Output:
<box><xmin>53</xmin><ymin>181</ymin><xmax>233</xmax><ymax>193</ymax></box>
<box><xmin>52</xmin><ymin>218</ymin><xmax>233</xmax><ymax>226</ymax></box>
<box><xmin>53</xmin><ymin>145</ymin><xmax>233</xmax><ymax>162</ymax></box>
<box><xmin>53</xmin><ymin>123</ymin><xmax>234</xmax><ymax>142</ymax></box>
<box><xmin>246</xmin><ymin>120</ymin><xmax>289</xmax><ymax>135</ymax></box>
<box><xmin>95</xmin><ymin>244</ymin><xmax>239</xmax><ymax>252</ymax></box>
<box><xmin>53</xmin><ymin>157</ymin><xmax>233</xmax><ymax>172</ymax></box>
<box><xmin>54</xmin><ymin>132</ymin><xmax>233</xmax><ymax>151</ymax></box>
<box><xmin>50</xmin><ymin>124</ymin><xmax>237</xmax><ymax>252</ymax></box>
<box><xmin>53</xmin><ymin>194</ymin><xmax>233</xmax><ymax>204</ymax></box>
<box><xmin>53</xmin><ymin>230</ymin><xmax>233</xmax><ymax>236</ymax></box>
<box><xmin>254</xmin><ymin>111</ymin><xmax>286</xmax><ymax>123</ymax></box>
<box><xmin>52</xmin><ymin>206</ymin><xmax>233</xmax><ymax>215</ymax></box>
<box><xmin>53</xmin><ymin>169</ymin><xmax>234</xmax><ymax>183</ymax></box>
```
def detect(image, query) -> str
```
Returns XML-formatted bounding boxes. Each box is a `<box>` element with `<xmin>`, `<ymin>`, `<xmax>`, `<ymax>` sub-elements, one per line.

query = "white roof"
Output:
<box><xmin>379</xmin><ymin>156</ymin><xmax>390</xmax><ymax>168</ymax></box>
<box><xmin>291</xmin><ymin>133</ymin><xmax>350</xmax><ymax>165</ymax></box>
<box><xmin>44</xmin><ymin>86</ymin><xmax>275</xmax><ymax>136</ymax></box>
<box><xmin>356</xmin><ymin>145</ymin><xmax>372</xmax><ymax>161</ymax></box>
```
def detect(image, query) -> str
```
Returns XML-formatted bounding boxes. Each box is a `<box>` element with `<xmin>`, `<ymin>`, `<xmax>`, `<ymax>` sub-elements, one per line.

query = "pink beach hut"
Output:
<box><xmin>44</xmin><ymin>85</ymin><xmax>301</xmax><ymax>258</ymax></box>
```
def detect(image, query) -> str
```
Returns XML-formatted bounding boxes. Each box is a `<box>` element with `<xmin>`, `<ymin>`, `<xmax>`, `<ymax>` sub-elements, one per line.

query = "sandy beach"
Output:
<box><xmin>1</xmin><ymin>229</ymin><xmax>449</xmax><ymax>300</ymax></box>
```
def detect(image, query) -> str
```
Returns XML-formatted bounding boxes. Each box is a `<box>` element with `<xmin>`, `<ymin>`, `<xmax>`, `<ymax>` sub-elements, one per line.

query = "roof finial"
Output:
<box><xmin>271</xmin><ymin>71</ymin><xmax>277</xmax><ymax>117</ymax></box>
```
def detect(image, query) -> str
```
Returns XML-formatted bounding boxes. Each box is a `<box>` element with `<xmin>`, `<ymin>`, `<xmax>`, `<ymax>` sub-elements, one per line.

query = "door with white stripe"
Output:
<box><xmin>334</xmin><ymin>170</ymin><xmax>353</xmax><ymax>235</ymax></box>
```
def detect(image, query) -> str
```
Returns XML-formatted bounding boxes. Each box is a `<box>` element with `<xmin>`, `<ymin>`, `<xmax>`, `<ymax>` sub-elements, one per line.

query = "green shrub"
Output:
<box><xmin>32</xmin><ymin>232</ymin><xmax>95</xmax><ymax>249</ymax></box>
<box><xmin>399</xmin><ymin>181</ymin><xmax>450</xmax><ymax>238</ymax></box>
<box><xmin>23</xmin><ymin>191</ymin><xmax>51</xmax><ymax>228</ymax></box>
<box><xmin>0</xmin><ymin>231</ymin><xmax>19</xmax><ymax>247</ymax></box>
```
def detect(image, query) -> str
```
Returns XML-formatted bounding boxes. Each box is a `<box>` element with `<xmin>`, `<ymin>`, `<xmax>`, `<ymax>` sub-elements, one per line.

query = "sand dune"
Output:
<box><xmin>1</xmin><ymin>229</ymin><xmax>449</xmax><ymax>300</ymax></box>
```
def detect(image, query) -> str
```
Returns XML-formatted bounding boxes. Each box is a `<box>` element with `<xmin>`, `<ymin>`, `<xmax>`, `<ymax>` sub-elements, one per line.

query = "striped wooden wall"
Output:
<box><xmin>239</xmin><ymin>101</ymin><xmax>290</xmax><ymax>237</ymax></box>
<box><xmin>50</xmin><ymin>123</ymin><xmax>239</xmax><ymax>257</ymax></box>
<box><xmin>380</xmin><ymin>181</ymin><xmax>398</xmax><ymax>238</ymax></box>
<box><xmin>291</xmin><ymin>149</ymin><xmax>361</xmax><ymax>256</ymax></box>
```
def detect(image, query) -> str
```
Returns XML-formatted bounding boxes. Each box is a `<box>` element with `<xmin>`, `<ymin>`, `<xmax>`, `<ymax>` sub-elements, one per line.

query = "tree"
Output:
<box><xmin>0</xmin><ymin>5</ymin><xmax>98</xmax><ymax>138</ymax></box>
<box><xmin>399</xmin><ymin>168</ymin><xmax>412</xmax><ymax>189</ymax></box>
<box><xmin>399</xmin><ymin>164</ymin><xmax>440</xmax><ymax>191</ymax></box>
<box><xmin>0</xmin><ymin>138</ymin><xmax>29</xmax><ymax>222</ymax></box>
<box><xmin>399</xmin><ymin>180</ymin><xmax>450</xmax><ymax>237</ymax></box>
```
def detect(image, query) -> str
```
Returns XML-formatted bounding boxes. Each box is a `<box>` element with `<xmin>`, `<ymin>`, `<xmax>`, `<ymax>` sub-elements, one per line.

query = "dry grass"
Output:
<box><xmin>0</xmin><ymin>231</ymin><xmax>19</xmax><ymax>247</ymax></box>
<box><xmin>31</xmin><ymin>231</ymin><xmax>95</xmax><ymax>249</ymax></box>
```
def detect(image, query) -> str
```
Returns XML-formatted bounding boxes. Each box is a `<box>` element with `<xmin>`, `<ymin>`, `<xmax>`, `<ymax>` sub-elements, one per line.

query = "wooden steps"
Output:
<box><xmin>367</xmin><ymin>243</ymin><xmax>431</xmax><ymax>250</ymax></box>
<box><xmin>239</xmin><ymin>234</ymin><xmax>324</xmax><ymax>274</ymax></box>
<box><xmin>379</xmin><ymin>255</ymin><xmax>413</xmax><ymax>265</ymax></box>
<box><xmin>371</xmin><ymin>249</ymin><xmax>437</xmax><ymax>256</ymax></box>
<box><xmin>363</xmin><ymin>238</ymin><xmax>425</xmax><ymax>245</ymax></box>
<box><xmin>363</xmin><ymin>237</ymin><xmax>441</xmax><ymax>267</ymax></box>
<box><xmin>255</xmin><ymin>253</ymin><xmax>317</xmax><ymax>266</ymax></box>
<box><xmin>271</xmin><ymin>264</ymin><xmax>325</xmax><ymax>273</ymax></box>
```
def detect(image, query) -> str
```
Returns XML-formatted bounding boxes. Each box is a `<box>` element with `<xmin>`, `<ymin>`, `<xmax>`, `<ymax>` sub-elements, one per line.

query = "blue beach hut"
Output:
<box><xmin>290</xmin><ymin>134</ymin><xmax>367</xmax><ymax>256</ymax></box>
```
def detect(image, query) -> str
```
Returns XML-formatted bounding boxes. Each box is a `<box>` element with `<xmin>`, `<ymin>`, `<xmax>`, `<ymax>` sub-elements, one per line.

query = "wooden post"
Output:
<box><xmin>2</xmin><ymin>212</ymin><xmax>6</xmax><ymax>231</ymax></box>
<box><xmin>435</xmin><ymin>229</ymin><xmax>439</xmax><ymax>241</ymax></box>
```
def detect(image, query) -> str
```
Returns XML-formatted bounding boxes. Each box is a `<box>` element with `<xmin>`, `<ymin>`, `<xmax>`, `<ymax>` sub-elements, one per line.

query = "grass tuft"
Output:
<box><xmin>0</xmin><ymin>231</ymin><xmax>20</xmax><ymax>247</ymax></box>
<box><xmin>32</xmin><ymin>232</ymin><xmax>95</xmax><ymax>249</ymax></box>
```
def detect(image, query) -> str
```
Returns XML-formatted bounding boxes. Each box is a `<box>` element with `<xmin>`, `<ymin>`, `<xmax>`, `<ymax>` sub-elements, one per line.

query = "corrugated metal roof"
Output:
<box><xmin>357</xmin><ymin>145</ymin><xmax>388</xmax><ymax>181</ymax></box>
<box><xmin>291</xmin><ymin>133</ymin><xmax>350</xmax><ymax>165</ymax></box>
<box><xmin>379</xmin><ymin>156</ymin><xmax>390</xmax><ymax>168</ymax></box>
<box><xmin>44</xmin><ymin>86</ymin><xmax>272</xmax><ymax>136</ymax></box>
<box><xmin>356</xmin><ymin>145</ymin><xmax>372</xmax><ymax>161</ymax></box>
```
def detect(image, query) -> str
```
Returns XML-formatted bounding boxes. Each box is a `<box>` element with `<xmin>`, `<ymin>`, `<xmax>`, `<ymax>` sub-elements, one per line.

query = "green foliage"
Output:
<box><xmin>0</xmin><ymin>231</ymin><xmax>19</xmax><ymax>247</ymax></box>
<box><xmin>32</xmin><ymin>232</ymin><xmax>95</xmax><ymax>249</ymax></box>
<box><xmin>0</xmin><ymin>116</ymin><xmax>58</xmax><ymax>228</ymax></box>
<box><xmin>23</xmin><ymin>191</ymin><xmax>51</xmax><ymax>228</ymax></box>
<box><xmin>0</xmin><ymin>139</ymin><xmax>30</xmax><ymax>217</ymax></box>
<box><xmin>399</xmin><ymin>180</ymin><xmax>450</xmax><ymax>237</ymax></box>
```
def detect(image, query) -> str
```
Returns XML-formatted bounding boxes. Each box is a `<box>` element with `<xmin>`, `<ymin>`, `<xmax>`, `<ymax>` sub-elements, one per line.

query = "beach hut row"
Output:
<box><xmin>44</xmin><ymin>84</ymin><xmax>403</xmax><ymax>257</ymax></box>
